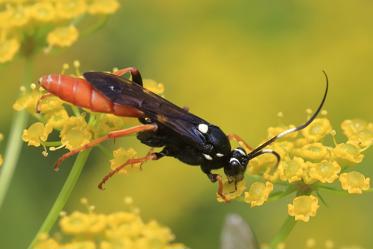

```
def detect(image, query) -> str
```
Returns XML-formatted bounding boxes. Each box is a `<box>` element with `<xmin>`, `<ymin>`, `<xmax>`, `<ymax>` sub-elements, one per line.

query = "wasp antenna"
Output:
<box><xmin>247</xmin><ymin>71</ymin><xmax>329</xmax><ymax>158</ymax></box>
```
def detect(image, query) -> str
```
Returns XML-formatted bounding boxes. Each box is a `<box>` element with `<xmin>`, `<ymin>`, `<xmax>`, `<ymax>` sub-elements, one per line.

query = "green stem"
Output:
<box><xmin>27</xmin><ymin>150</ymin><xmax>91</xmax><ymax>249</ymax></box>
<box><xmin>0</xmin><ymin>58</ymin><xmax>33</xmax><ymax>209</ymax></box>
<box><xmin>269</xmin><ymin>216</ymin><xmax>297</xmax><ymax>248</ymax></box>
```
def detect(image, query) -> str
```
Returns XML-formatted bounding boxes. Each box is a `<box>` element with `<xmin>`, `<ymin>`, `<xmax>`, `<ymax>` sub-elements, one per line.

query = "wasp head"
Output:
<box><xmin>224</xmin><ymin>147</ymin><xmax>249</xmax><ymax>182</ymax></box>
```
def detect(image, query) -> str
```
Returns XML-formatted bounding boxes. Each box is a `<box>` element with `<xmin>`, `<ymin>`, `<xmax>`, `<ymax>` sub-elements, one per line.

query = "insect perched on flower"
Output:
<box><xmin>31</xmin><ymin>65</ymin><xmax>329</xmax><ymax>202</ymax></box>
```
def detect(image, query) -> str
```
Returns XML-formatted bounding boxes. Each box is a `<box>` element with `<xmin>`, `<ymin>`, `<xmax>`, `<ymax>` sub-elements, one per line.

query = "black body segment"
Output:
<box><xmin>83</xmin><ymin>72</ymin><xmax>232</xmax><ymax>173</ymax></box>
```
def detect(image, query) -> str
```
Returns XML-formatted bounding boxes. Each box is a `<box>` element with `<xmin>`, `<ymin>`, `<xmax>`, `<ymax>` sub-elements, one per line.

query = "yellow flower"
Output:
<box><xmin>0</xmin><ymin>38</ymin><xmax>20</xmax><ymax>63</ymax></box>
<box><xmin>341</xmin><ymin>119</ymin><xmax>373</xmax><ymax>148</ymax></box>
<box><xmin>22</xmin><ymin>122</ymin><xmax>52</xmax><ymax>147</ymax></box>
<box><xmin>301</xmin><ymin>118</ymin><xmax>332</xmax><ymax>142</ymax></box>
<box><xmin>110</xmin><ymin>147</ymin><xmax>140</xmax><ymax>173</ymax></box>
<box><xmin>248</xmin><ymin>153</ymin><xmax>277</xmax><ymax>175</ymax></box>
<box><xmin>60</xmin><ymin>116</ymin><xmax>92</xmax><ymax>150</ymax></box>
<box><xmin>29</xmin><ymin>2</ymin><xmax>56</xmax><ymax>22</ymax></box>
<box><xmin>333</xmin><ymin>142</ymin><xmax>364</xmax><ymax>165</ymax></box>
<box><xmin>94</xmin><ymin>114</ymin><xmax>126</xmax><ymax>135</ymax></box>
<box><xmin>33</xmin><ymin>235</ymin><xmax>60</xmax><ymax>249</ymax></box>
<box><xmin>37</xmin><ymin>96</ymin><xmax>64</xmax><ymax>114</ymax></box>
<box><xmin>301</xmin><ymin>162</ymin><xmax>319</xmax><ymax>185</ymax></box>
<box><xmin>269</xmin><ymin>141</ymin><xmax>294</xmax><ymax>158</ymax></box>
<box><xmin>60</xmin><ymin>211</ymin><xmax>106</xmax><ymax>235</ymax></box>
<box><xmin>0</xmin><ymin>8</ymin><xmax>12</xmax><ymax>29</ymax></box>
<box><xmin>143</xmin><ymin>79</ymin><xmax>165</xmax><ymax>95</ymax></box>
<box><xmin>47</xmin><ymin>25</ymin><xmax>79</xmax><ymax>48</ymax></box>
<box><xmin>88</xmin><ymin>0</ymin><xmax>120</xmax><ymax>15</ymax></box>
<box><xmin>59</xmin><ymin>241</ymin><xmax>96</xmax><ymax>249</ymax></box>
<box><xmin>294</xmin><ymin>143</ymin><xmax>330</xmax><ymax>162</ymax></box>
<box><xmin>13</xmin><ymin>88</ymin><xmax>42</xmax><ymax>113</ymax></box>
<box><xmin>267</xmin><ymin>125</ymin><xmax>298</xmax><ymax>140</ymax></box>
<box><xmin>288</xmin><ymin>195</ymin><xmax>319</xmax><ymax>222</ymax></box>
<box><xmin>45</xmin><ymin>109</ymin><xmax>70</xmax><ymax>130</ymax></box>
<box><xmin>278</xmin><ymin>157</ymin><xmax>305</xmax><ymax>183</ymax></box>
<box><xmin>339</xmin><ymin>171</ymin><xmax>370</xmax><ymax>194</ymax></box>
<box><xmin>106</xmin><ymin>211</ymin><xmax>141</xmax><ymax>228</ymax></box>
<box><xmin>56</xmin><ymin>0</ymin><xmax>87</xmax><ymax>19</ymax></box>
<box><xmin>244</xmin><ymin>181</ymin><xmax>273</xmax><ymax>207</ymax></box>
<box><xmin>216</xmin><ymin>180</ymin><xmax>246</xmax><ymax>202</ymax></box>
<box><xmin>309</xmin><ymin>160</ymin><xmax>341</xmax><ymax>183</ymax></box>
<box><xmin>7</xmin><ymin>4</ymin><xmax>30</xmax><ymax>28</ymax></box>
<box><xmin>142</xmin><ymin>220</ymin><xmax>175</xmax><ymax>244</ymax></box>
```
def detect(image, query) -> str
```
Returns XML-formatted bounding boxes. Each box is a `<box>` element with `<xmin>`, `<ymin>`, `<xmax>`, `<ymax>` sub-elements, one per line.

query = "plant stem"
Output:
<box><xmin>269</xmin><ymin>216</ymin><xmax>297</xmax><ymax>249</ymax></box>
<box><xmin>0</xmin><ymin>58</ymin><xmax>33</xmax><ymax>209</ymax></box>
<box><xmin>27</xmin><ymin>150</ymin><xmax>91</xmax><ymax>249</ymax></box>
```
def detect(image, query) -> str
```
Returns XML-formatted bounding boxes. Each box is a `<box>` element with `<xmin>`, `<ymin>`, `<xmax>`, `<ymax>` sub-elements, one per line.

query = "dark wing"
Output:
<box><xmin>83</xmin><ymin>71</ymin><xmax>210</xmax><ymax>151</ymax></box>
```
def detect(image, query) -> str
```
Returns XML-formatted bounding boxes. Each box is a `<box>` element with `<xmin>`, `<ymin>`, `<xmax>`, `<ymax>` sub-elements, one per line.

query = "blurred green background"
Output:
<box><xmin>1</xmin><ymin>0</ymin><xmax>373</xmax><ymax>248</ymax></box>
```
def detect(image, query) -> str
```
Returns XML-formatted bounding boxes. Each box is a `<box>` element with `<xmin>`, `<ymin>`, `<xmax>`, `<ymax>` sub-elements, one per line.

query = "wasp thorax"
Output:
<box><xmin>224</xmin><ymin>147</ymin><xmax>249</xmax><ymax>182</ymax></box>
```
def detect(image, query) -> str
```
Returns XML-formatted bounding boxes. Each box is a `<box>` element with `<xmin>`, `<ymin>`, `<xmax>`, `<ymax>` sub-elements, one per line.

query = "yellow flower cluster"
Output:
<box><xmin>15</xmin><ymin>62</ymin><xmax>165</xmax><ymax>170</ymax></box>
<box><xmin>33</xmin><ymin>198</ymin><xmax>186</xmax><ymax>249</ymax></box>
<box><xmin>0</xmin><ymin>0</ymin><xmax>120</xmax><ymax>63</ymax></box>
<box><xmin>0</xmin><ymin>133</ymin><xmax>3</xmax><ymax>166</ymax></box>
<box><xmin>219</xmin><ymin>115</ymin><xmax>372</xmax><ymax>223</ymax></box>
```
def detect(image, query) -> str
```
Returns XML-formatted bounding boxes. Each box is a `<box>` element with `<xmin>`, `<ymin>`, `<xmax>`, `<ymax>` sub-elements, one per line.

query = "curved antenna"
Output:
<box><xmin>247</xmin><ymin>71</ymin><xmax>329</xmax><ymax>159</ymax></box>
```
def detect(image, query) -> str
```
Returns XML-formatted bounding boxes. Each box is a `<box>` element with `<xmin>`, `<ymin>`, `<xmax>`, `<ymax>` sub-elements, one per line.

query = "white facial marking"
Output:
<box><xmin>234</xmin><ymin>148</ymin><xmax>246</xmax><ymax>156</ymax></box>
<box><xmin>216</xmin><ymin>153</ymin><xmax>224</xmax><ymax>157</ymax></box>
<box><xmin>203</xmin><ymin>154</ymin><xmax>213</xmax><ymax>160</ymax></box>
<box><xmin>229</xmin><ymin>158</ymin><xmax>240</xmax><ymax>164</ymax></box>
<box><xmin>110</xmin><ymin>86</ymin><xmax>115</xmax><ymax>90</ymax></box>
<box><xmin>198</xmin><ymin>123</ymin><xmax>209</xmax><ymax>134</ymax></box>
<box><xmin>47</xmin><ymin>74</ymin><xmax>52</xmax><ymax>84</ymax></box>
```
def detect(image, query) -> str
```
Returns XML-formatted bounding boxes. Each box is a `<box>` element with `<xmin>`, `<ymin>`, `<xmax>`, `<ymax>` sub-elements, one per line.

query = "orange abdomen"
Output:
<box><xmin>39</xmin><ymin>74</ymin><xmax>143</xmax><ymax>117</ymax></box>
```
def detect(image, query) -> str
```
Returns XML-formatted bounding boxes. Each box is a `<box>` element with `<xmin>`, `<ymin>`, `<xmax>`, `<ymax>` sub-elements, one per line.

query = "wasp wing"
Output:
<box><xmin>83</xmin><ymin>71</ymin><xmax>209</xmax><ymax>151</ymax></box>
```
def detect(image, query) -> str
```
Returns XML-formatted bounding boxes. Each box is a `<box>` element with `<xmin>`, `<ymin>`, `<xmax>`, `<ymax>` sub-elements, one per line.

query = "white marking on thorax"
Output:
<box><xmin>110</xmin><ymin>86</ymin><xmax>115</xmax><ymax>90</ymax></box>
<box><xmin>234</xmin><ymin>148</ymin><xmax>246</xmax><ymax>156</ymax></box>
<box><xmin>216</xmin><ymin>153</ymin><xmax>224</xmax><ymax>157</ymax></box>
<box><xmin>203</xmin><ymin>154</ymin><xmax>213</xmax><ymax>160</ymax></box>
<box><xmin>198</xmin><ymin>123</ymin><xmax>209</xmax><ymax>133</ymax></box>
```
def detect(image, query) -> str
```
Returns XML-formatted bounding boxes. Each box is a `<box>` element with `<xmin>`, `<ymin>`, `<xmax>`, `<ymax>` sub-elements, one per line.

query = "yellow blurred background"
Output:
<box><xmin>1</xmin><ymin>1</ymin><xmax>373</xmax><ymax>248</ymax></box>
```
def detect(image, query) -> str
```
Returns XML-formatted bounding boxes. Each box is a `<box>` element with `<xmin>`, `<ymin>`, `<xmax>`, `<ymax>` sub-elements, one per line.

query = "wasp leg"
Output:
<box><xmin>227</xmin><ymin>133</ymin><xmax>253</xmax><ymax>152</ymax></box>
<box><xmin>113</xmin><ymin>67</ymin><xmax>143</xmax><ymax>86</ymax></box>
<box><xmin>98</xmin><ymin>152</ymin><xmax>160</xmax><ymax>190</ymax></box>
<box><xmin>216</xmin><ymin>174</ymin><xmax>229</xmax><ymax>203</ymax></box>
<box><xmin>54</xmin><ymin>124</ymin><xmax>158</xmax><ymax>171</ymax></box>
<box><xmin>202</xmin><ymin>169</ymin><xmax>229</xmax><ymax>203</ymax></box>
<box><xmin>35</xmin><ymin>93</ymin><xmax>54</xmax><ymax>113</ymax></box>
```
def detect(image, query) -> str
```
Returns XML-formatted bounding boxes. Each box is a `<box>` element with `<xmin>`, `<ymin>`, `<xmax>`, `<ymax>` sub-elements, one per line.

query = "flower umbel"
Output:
<box><xmin>33</xmin><ymin>198</ymin><xmax>187</xmax><ymax>249</ymax></box>
<box><xmin>219</xmin><ymin>111</ymin><xmax>372</xmax><ymax>225</ymax></box>
<box><xmin>0</xmin><ymin>0</ymin><xmax>120</xmax><ymax>63</ymax></box>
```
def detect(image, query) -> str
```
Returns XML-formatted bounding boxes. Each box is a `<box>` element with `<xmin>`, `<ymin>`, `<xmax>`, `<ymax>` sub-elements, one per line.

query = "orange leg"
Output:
<box><xmin>227</xmin><ymin>133</ymin><xmax>253</xmax><ymax>152</ymax></box>
<box><xmin>35</xmin><ymin>93</ymin><xmax>54</xmax><ymax>113</ymax></box>
<box><xmin>98</xmin><ymin>152</ymin><xmax>158</xmax><ymax>190</ymax></box>
<box><xmin>54</xmin><ymin>124</ymin><xmax>157</xmax><ymax>171</ymax></box>
<box><xmin>216</xmin><ymin>175</ymin><xmax>229</xmax><ymax>203</ymax></box>
<box><xmin>113</xmin><ymin>66</ymin><xmax>142</xmax><ymax>85</ymax></box>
